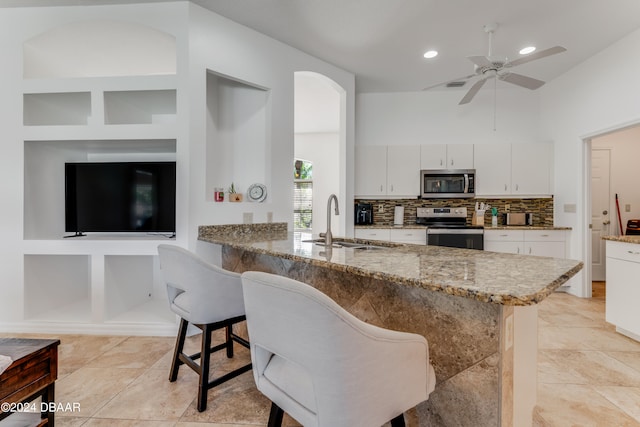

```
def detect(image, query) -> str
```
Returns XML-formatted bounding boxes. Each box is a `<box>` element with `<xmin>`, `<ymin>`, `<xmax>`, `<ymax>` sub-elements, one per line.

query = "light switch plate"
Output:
<box><xmin>564</xmin><ymin>204</ymin><xmax>577</xmax><ymax>213</ymax></box>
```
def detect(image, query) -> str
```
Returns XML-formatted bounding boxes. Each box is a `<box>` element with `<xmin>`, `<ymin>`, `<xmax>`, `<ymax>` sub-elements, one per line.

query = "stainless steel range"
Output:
<box><xmin>416</xmin><ymin>207</ymin><xmax>484</xmax><ymax>250</ymax></box>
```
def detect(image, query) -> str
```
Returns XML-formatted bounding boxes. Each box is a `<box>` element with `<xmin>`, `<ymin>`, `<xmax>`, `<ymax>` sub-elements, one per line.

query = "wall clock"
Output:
<box><xmin>247</xmin><ymin>183</ymin><xmax>267</xmax><ymax>202</ymax></box>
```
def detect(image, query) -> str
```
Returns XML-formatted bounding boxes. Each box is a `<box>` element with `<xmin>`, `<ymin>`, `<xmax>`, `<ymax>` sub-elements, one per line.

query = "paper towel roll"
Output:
<box><xmin>394</xmin><ymin>205</ymin><xmax>404</xmax><ymax>226</ymax></box>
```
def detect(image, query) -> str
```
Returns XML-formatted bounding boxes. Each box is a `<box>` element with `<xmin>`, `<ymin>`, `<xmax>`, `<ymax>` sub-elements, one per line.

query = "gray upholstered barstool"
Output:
<box><xmin>158</xmin><ymin>244</ymin><xmax>252</xmax><ymax>412</ymax></box>
<box><xmin>241</xmin><ymin>271</ymin><xmax>436</xmax><ymax>427</ymax></box>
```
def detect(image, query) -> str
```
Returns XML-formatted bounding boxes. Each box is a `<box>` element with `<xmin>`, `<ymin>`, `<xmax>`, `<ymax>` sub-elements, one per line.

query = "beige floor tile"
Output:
<box><xmin>595</xmin><ymin>386</ymin><xmax>640</xmax><ymax>422</ymax></box>
<box><xmin>56</xmin><ymin>366</ymin><xmax>145</xmax><ymax>417</ymax></box>
<box><xmin>57</xmin><ymin>335</ymin><xmax>129</xmax><ymax>375</ymax></box>
<box><xmin>539</xmin><ymin>325</ymin><xmax>640</xmax><ymax>351</ymax></box>
<box><xmin>54</xmin><ymin>416</ymin><xmax>90</xmax><ymax>427</ymax></box>
<box><xmin>82</xmin><ymin>418</ymin><xmax>176</xmax><ymax>426</ymax></box>
<box><xmin>538</xmin><ymin>350</ymin><xmax>640</xmax><ymax>386</ymax></box>
<box><xmin>85</xmin><ymin>336</ymin><xmax>174</xmax><ymax>369</ymax></box>
<box><xmin>608</xmin><ymin>351</ymin><xmax>640</xmax><ymax>372</ymax></box>
<box><xmin>93</xmin><ymin>365</ymin><xmax>196</xmax><ymax>421</ymax></box>
<box><xmin>537</xmin><ymin>383</ymin><xmax>639</xmax><ymax>426</ymax></box>
<box><xmin>178</xmin><ymin>368</ymin><xmax>269</xmax><ymax>424</ymax></box>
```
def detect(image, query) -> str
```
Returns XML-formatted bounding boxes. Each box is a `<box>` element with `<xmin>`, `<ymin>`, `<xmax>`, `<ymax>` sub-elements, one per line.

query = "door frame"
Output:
<box><xmin>582</xmin><ymin>118</ymin><xmax>640</xmax><ymax>297</ymax></box>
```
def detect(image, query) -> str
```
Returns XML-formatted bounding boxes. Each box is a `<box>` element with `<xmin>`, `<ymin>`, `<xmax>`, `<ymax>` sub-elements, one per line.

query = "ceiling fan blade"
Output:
<box><xmin>506</xmin><ymin>46</ymin><xmax>567</xmax><ymax>68</ymax></box>
<box><xmin>422</xmin><ymin>74</ymin><xmax>477</xmax><ymax>91</ymax></box>
<box><xmin>500</xmin><ymin>72</ymin><xmax>545</xmax><ymax>90</ymax></box>
<box><xmin>459</xmin><ymin>77</ymin><xmax>488</xmax><ymax>104</ymax></box>
<box><xmin>467</xmin><ymin>55</ymin><xmax>493</xmax><ymax>68</ymax></box>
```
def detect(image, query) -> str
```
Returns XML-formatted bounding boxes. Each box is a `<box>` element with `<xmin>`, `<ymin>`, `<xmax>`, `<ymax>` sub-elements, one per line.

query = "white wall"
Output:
<box><xmin>185</xmin><ymin>3</ymin><xmax>355</xmax><ymax>249</ymax></box>
<box><xmin>295</xmin><ymin>133</ymin><xmax>340</xmax><ymax>236</ymax></box>
<box><xmin>0</xmin><ymin>2</ymin><xmax>355</xmax><ymax>327</ymax></box>
<box><xmin>540</xmin><ymin>27</ymin><xmax>640</xmax><ymax>296</ymax></box>
<box><xmin>356</xmin><ymin>87</ymin><xmax>542</xmax><ymax>147</ymax></box>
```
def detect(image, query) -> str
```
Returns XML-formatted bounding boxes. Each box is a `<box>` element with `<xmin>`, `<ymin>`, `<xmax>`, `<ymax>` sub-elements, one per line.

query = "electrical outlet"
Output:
<box><xmin>626</xmin><ymin>204</ymin><xmax>631</xmax><ymax>212</ymax></box>
<box><xmin>378</xmin><ymin>204</ymin><xmax>384</xmax><ymax>213</ymax></box>
<box><xmin>505</xmin><ymin>204</ymin><xmax>511</xmax><ymax>213</ymax></box>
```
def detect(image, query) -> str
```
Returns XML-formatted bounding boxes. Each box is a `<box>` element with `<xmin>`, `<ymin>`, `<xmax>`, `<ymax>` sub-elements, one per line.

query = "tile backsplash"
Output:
<box><xmin>355</xmin><ymin>197</ymin><xmax>554</xmax><ymax>227</ymax></box>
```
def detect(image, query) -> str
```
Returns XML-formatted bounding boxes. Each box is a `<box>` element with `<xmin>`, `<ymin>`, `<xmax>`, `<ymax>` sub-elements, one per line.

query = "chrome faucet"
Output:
<box><xmin>324</xmin><ymin>194</ymin><xmax>339</xmax><ymax>247</ymax></box>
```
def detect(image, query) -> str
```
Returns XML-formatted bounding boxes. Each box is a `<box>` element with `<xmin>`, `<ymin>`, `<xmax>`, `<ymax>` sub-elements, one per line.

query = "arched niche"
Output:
<box><xmin>23</xmin><ymin>20</ymin><xmax>176</xmax><ymax>79</ymax></box>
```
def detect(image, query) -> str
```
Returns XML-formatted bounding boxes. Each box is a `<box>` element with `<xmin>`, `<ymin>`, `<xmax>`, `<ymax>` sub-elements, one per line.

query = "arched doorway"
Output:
<box><xmin>294</xmin><ymin>71</ymin><xmax>345</xmax><ymax>236</ymax></box>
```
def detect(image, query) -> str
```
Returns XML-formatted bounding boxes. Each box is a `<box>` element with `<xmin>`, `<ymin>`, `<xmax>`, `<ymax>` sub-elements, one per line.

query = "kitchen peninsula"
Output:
<box><xmin>199</xmin><ymin>223</ymin><xmax>582</xmax><ymax>427</ymax></box>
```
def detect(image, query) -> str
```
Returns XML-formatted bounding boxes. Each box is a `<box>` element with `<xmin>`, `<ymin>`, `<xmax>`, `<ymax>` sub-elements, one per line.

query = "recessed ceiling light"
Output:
<box><xmin>519</xmin><ymin>46</ymin><xmax>536</xmax><ymax>55</ymax></box>
<box><xmin>423</xmin><ymin>50</ymin><xmax>438</xmax><ymax>59</ymax></box>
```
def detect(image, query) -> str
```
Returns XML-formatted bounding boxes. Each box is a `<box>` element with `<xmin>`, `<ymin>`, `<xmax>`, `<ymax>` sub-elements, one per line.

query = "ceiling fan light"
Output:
<box><xmin>519</xmin><ymin>46</ymin><xmax>536</xmax><ymax>55</ymax></box>
<box><xmin>423</xmin><ymin>50</ymin><xmax>438</xmax><ymax>59</ymax></box>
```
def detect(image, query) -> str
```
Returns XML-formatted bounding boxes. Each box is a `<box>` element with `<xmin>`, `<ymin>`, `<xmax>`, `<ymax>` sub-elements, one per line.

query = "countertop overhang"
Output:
<box><xmin>602</xmin><ymin>235</ymin><xmax>640</xmax><ymax>244</ymax></box>
<box><xmin>199</xmin><ymin>223</ymin><xmax>583</xmax><ymax>306</ymax></box>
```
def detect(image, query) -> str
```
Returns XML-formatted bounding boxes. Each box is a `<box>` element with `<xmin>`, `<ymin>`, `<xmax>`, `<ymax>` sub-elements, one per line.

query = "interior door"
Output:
<box><xmin>591</xmin><ymin>149</ymin><xmax>611</xmax><ymax>281</ymax></box>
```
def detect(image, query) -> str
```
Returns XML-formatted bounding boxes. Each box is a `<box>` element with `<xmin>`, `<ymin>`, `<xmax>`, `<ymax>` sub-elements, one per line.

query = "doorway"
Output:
<box><xmin>293</xmin><ymin>72</ymin><xmax>344</xmax><ymax>237</ymax></box>
<box><xmin>587</xmin><ymin>123</ymin><xmax>640</xmax><ymax>297</ymax></box>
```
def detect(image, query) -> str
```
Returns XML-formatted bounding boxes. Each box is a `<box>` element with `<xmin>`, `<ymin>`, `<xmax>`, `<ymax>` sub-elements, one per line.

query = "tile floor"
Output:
<box><xmin>3</xmin><ymin>285</ymin><xmax>640</xmax><ymax>426</ymax></box>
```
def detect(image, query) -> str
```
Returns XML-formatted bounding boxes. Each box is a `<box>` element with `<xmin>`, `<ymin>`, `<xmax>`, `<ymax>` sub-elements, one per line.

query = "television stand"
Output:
<box><xmin>64</xmin><ymin>231</ymin><xmax>86</xmax><ymax>238</ymax></box>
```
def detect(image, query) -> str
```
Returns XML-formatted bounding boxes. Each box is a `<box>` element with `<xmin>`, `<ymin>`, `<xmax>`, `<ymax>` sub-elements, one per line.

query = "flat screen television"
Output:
<box><xmin>65</xmin><ymin>161</ymin><xmax>176</xmax><ymax>236</ymax></box>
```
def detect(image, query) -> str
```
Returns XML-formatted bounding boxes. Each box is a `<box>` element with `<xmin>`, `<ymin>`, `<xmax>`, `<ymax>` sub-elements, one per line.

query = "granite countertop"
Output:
<box><xmin>602</xmin><ymin>235</ymin><xmax>640</xmax><ymax>244</ymax></box>
<box><xmin>485</xmin><ymin>226</ymin><xmax>572</xmax><ymax>230</ymax></box>
<box><xmin>199</xmin><ymin>223</ymin><xmax>583</xmax><ymax>306</ymax></box>
<box><xmin>356</xmin><ymin>224</ymin><xmax>571</xmax><ymax>230</ymax></box>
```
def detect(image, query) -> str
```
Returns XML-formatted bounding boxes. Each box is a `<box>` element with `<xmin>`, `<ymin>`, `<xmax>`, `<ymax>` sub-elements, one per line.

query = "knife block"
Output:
<box><xmin>472</xmin><ymin>211</ymin><xmax>485</xmax><ymax>226</ymax></box>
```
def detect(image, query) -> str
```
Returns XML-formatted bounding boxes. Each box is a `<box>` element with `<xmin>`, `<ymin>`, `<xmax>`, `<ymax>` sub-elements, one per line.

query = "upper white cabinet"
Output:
<box><xmin>511</xmin><ymin>143</ymin><xmax>552</xmax><ymax>196</ymax></box>
<box><xmin>355</xmin><ymin>145</ymin><xmax>420</xmax><ymax>198</ymax></box>
<box><xmin>420</xmin><ymin>144</ymin><xmax>473</xmax><ymax>170</ymax></box>
<box><xmin>387</xmin><ymin>145</ymin><xmax>421</xmax><ymax>196</ymax></box>
<box><xmin>474</xmin><ymin>144</ymin><xmax>511</xmax><ymax>195</ymax></box>
<box><xmin>474</xmin><ymin>143</ymin><xmax>552</xmax><ymax>197</ymax></box>
<box><xmin>355</xmin><ymin>146</ymin><xmax>387</xmax><ymax>196</ymax></box>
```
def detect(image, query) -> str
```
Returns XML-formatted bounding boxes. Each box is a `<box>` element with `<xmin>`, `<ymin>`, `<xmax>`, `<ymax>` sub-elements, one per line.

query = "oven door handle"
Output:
<box><xmin>464</xmin><ymin>173</ymin><xmax>469</xmax><ymax>193</ymax></box>
<box><xmin>427</xmin><ymin>228</ymin><xmax>484</xmax><ymax>235</ymax></box>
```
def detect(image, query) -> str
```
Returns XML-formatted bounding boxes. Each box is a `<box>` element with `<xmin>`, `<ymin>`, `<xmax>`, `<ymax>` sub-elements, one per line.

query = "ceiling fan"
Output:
<box><xmin>424</xmin><ymin>23</ymin><xmax>567</xmax><ymax>105</ymax></box>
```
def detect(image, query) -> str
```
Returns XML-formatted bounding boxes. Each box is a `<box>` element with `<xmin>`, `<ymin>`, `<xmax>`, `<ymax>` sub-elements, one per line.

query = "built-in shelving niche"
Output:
<box><xmin>24</xmin><ymin>255</ymin><xmax>91</xmax><ymax>322</ymax></box>
<box><xmin>24</xmin><ymin>92</ymin><xmax>92</xmax><ymax>126</ymax></box>
<box><xmin>104</xmin><ymin>89</ymin><xmax>176</xmax><ymax>125</ymax></box>
<box><xmin>23</xmin><ymin>139</ymin><xmax>177</xmax><ymax>240</ymax></box>
<box><xmin>104</xmin><ymin>255</ymin><xmax>175</xmax><ymax>324</ymax></box>
<box><xmin>206</xmin><ymin>70</ymin><xmax>271</xmax><ymax>202</ymax></box>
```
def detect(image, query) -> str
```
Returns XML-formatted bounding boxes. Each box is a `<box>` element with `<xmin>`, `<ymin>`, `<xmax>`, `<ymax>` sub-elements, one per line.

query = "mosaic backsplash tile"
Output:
<box><xmin>355</xmin><ymin>197</ymin><xmax>554</xmax><ymax>227</ymax></box>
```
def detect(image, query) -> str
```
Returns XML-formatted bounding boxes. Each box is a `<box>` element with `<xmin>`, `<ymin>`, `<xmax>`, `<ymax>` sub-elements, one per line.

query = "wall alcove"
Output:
<box><xmin>21</xmin><ymin>20</ymin><xmax>179</xmax><ymax>333</ymax></box>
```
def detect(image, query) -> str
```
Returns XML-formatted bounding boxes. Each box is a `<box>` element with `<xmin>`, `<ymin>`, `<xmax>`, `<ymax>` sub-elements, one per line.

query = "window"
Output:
<box><xmin>294</xmin><ymin>159</ymin><xmax>313</xmax><ymax>231</ymax></box>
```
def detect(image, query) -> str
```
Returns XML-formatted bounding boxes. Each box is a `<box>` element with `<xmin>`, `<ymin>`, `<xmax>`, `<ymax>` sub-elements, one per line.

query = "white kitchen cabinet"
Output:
<box><xmin>523</xmin><ymin>230</ymin><xmax>566</xmax><ymax>258</ymax></box>
<box><xmin>355</xmin><ymin>146</ymin><xmax>387</xmax><ymax>196</ymax></box>
<box><xmin>605</xmin><ymin>240</ymin><xmax>640</xmax><ymax>341</ymax></box>
<box><xmin>387</xmin><ymin>145</ymin><xmax>421</xmax><ymax>196</ymax></box>
<box><xmin>511</xmin><ymin>143</ymin><xmax>551</xmax><ymax>196</ymax></box>
<box><xmin>474</xmin><ymin>144</ymin><xmax>511</xmax><ymax>196</ymax></box>
<box><xmin>484</xmin><ymin>229</ymin><xmax>567</xmax><ymax>258</ymax></box>
<box><xmin>474</xmin><ymin>143</ymin><xmax>552</xmax><ymax>197</ymax></box>
<box><xmin>420</xmin><ymin>144</ymin><xmax>473</xmax><ymax>170</ymax></box>
<box><xmin>389</xmin><ymin>228</ymin><xmax>426</xmax><ymax>244</ymax></box>
<box><xmin>484</xmin><ymin>230</ymin><xmax>524</xmax><ymax>254</ymax></box>
<box><xmin>355</xmin><ymin>228</ymin><xmax>391</xmax><ymax>241</ymax></box>
<box><xmin>355</xmin><ymin>145</ymin><xmax>420</xmax><ymax>198</ymax></box>
<box><xmin>355</xmin><ymin>228</ymin><xmax>426</xmax><ymax>245</ymax></box>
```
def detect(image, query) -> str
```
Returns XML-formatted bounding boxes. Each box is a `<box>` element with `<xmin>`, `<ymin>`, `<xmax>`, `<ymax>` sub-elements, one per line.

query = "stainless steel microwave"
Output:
<box><xmin>420</xmin><ymin>169</ymin><xmax>475</xmax><ymax>198</ymax></box>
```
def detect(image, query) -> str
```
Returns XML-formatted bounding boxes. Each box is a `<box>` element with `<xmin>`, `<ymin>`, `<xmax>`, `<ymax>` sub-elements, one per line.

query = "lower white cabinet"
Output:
<box><xmin>605</xmin><ymin>240</ymin><xmax>640</xmax><ymax>341</ymax></box>
<box><xmin>355</xmin><ymin>228</ymin><xmax>426</xmax><ymax>245</ymax></box>
<box><xmin>484</xmin><ymin>229</ymin><xmax>567</xmax><ymax>258</ymax></box>
<box><xmin>389</xmin><ymin>229</ymin><xmax>426</xmax><ymax>244</ymax></box>
<box><xmin>355</xmin><ymin>228</ymin><xmax>390</xmax><ymax>241</ymax></box>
